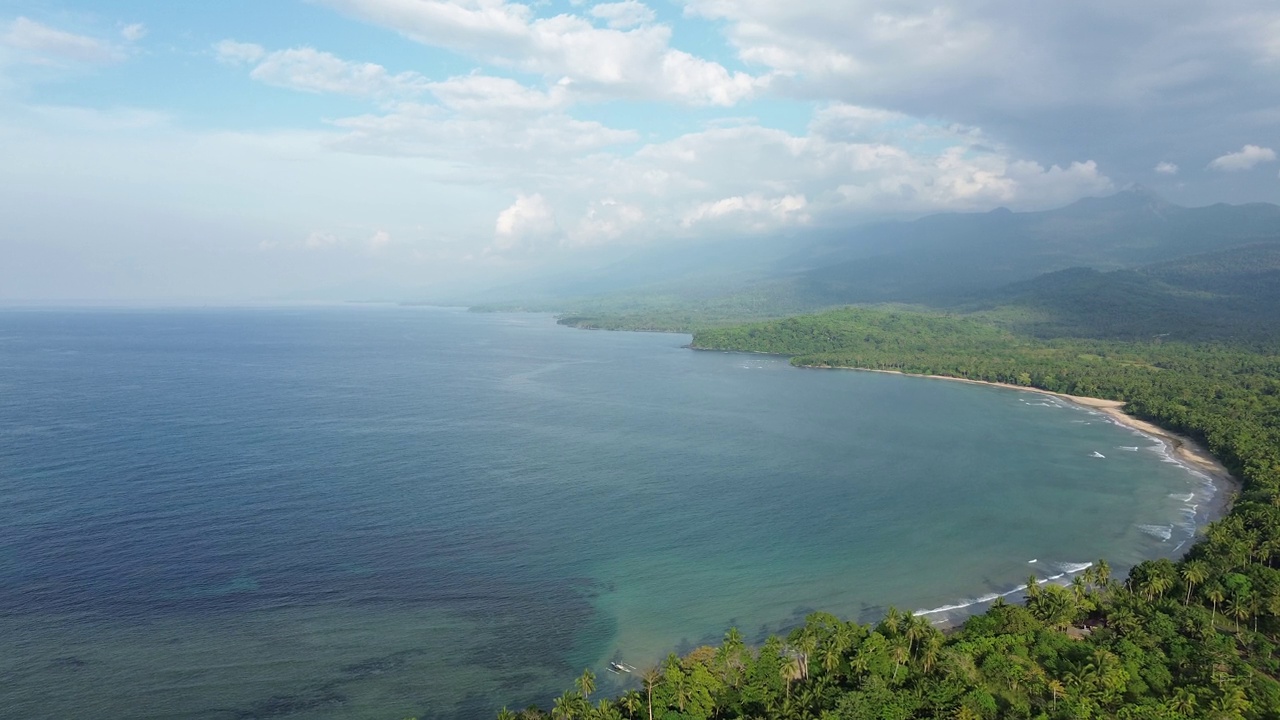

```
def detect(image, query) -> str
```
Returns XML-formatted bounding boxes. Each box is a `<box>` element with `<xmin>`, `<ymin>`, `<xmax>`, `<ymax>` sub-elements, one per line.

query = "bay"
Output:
<box><xmin>0</xmin><ymin>306</ymin><xmax>1215</xmax><ymax>719</ymax></box>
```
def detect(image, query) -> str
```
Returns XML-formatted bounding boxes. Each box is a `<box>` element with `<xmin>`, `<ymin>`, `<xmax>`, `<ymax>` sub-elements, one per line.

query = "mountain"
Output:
<box><xmin>468</xmin><ymin>189</ymin><xmax>1280</xmax><ymax>332</ymax></box>
<box><xmin>782</xmin><ymin>188</ymin><xmax>1280</xmax><ymax>306</ymax></box>
<box><xmin>967</xmin><ymin>242</ymin><xmax>1280</xmax><ymax>342</ymax></box>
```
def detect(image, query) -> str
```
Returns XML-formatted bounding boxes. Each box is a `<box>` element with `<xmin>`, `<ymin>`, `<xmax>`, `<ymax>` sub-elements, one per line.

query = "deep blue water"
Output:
<box><xmin>0</xmin><ymin>307</ymin><xmax>1216</xmax><ymax>718</ymax></box>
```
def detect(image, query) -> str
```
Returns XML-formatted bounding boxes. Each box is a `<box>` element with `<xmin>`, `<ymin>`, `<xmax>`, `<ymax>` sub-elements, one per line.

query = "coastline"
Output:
<box><xmin>826</xmin><ymin>365</ymin><xmax>1239</xmax><ymax>502</ymax></box>
<box><xmin>814</xmin><ymin>365</ymin><xmax>1240</xmax><ymax>626</ymax></box>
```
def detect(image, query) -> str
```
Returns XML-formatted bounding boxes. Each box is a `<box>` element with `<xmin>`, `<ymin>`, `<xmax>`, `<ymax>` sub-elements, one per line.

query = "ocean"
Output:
<box><xmin>0</xmin><ymin>306</ymin><xmax>1218</xmax><ymax>719</ymax></box>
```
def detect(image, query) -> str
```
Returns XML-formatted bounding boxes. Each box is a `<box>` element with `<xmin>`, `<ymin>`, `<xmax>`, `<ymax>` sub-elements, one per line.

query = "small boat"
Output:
<box><xmin>1090</xmin><ymin>451</ymin><xmax>1105</xmax><ymax>458</ymax></box>
<box><xmin>609</xmin><ymin>661</ymin><xmax>634</xmax><ymax>673</ymax></box>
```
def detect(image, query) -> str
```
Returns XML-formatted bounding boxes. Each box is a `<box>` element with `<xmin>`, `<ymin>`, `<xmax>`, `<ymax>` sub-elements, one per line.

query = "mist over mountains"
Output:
<box><xmin>480</xmin><ymin>188</ymin><xmax>1280</xmax><ymax>341</ymax></box>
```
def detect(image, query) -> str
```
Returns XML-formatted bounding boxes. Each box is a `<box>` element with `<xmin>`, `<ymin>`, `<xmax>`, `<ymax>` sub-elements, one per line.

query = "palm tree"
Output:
<box><xmin>781</xmin><ymin>653</ymin><xmax>804</xmax><ymax>701</ymax></box>
<box><xmin>498</xmin><ymin>707</ymin><xmax>518</xmax><ymax>720</ymax></box>
<box><xmin>576</xmin><ymin>669</ymin><xmax>595</xmax><ymax>701</ymax></box>
<box><xmin>1170</xmin><ymin>688</ymin><xmax>1196</xmax><ymax>717</ymax></box>
<box><xmin>1224</xmin><ymin>594</ymin><xmax>1250</xmax><ymax>633</ymax></box>
<box><xmin>595</xmin><ymin>699</ymin><xmax>621</xmax><ymax>720</ymax></box>
<box><xmin>903</xmin><ymin>613</ymin><xmax>931</xmax><ymax>657</ymax></box>
<box><xmin>889</xmin><ymin>638</ymin><xmax>910</xmax><ymax>682</ymax></box>
<box><xmin>1181</xmin><ymin>560</ymin><xmax>1209</xmax><ymax>605</ymax></box>
<box><xmin>1206</xmin><ymin>585</ymin><xmax>1225</xmax><ymax>624</ymax></box>
<box><xmin>552</xmin><ymin>690</ymin><xmax>580</xmax><ymax>720</ymax></box>
<box><xmin>1046</xmin><ymin>678</ymin><xmax>1065</xmax><ymax>711</ymax></box>
<box><xmin>820</xmin><ymin>637</ymin><xmax>844</xmax><ymax>679</ymax></box>
<box><xmin>919</xmin><ymin>633</ymin><xmax>942</xmax><ymax>675</ymax></box>
<box><xmin>1095</xmin><ymin>558</ymin><xmax>1111</xmax><ymax>588</ymax></box>
<box><xmin>1025</xmin><ymin>574</ymin><xmax>1039</xmax><ymax>601</ymax></box>
<box><xmin>880</xmin><ymin>606</ymin><xmax>903</xmax><ymax>636</ymax></box>
<box><xmin>1070</xmin><ymin>575</ymin><xmax>1088</xmax><ymax>605</ymax></box>
<box><xmin>619</xmin><ymin>691</ymin><xmax>640</xmax><ymax>720</ymax></box>
<box><xmin>640</xmin><ymin>667</ymin><xmax>661</xmax><ymax>720</ymax></box>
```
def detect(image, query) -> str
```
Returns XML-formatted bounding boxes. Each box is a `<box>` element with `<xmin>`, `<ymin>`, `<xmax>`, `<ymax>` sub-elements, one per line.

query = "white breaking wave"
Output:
<box><xmin>915</xmin><ymin>561</ymin><xmax>1093</xmax><ymax>616</ymax></box>
<box><xmin>1138</xmin><ymin>524</ymin><xmax>1173</xmax><ymax>541</ymax></box>
<box><xmin>1118</xmin><ymin>446</ymin><xmax>1139</xmax><ymax>451</ymax></box>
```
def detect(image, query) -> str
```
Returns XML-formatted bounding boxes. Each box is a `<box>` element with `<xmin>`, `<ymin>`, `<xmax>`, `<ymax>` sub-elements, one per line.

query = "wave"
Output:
<box><xmin>915</xmin><ymin>561</ymin><xmax>1093</xmax><ymax>617</ymax></box>
<box><xmin>1118</xmin><ymin>446</ymin><xmax>1139</xmax><ymax>451</ymax></box>
<box><xmin>1138</xmin><ymin>524</ymin><xmax>1173</xmax><ymax>541</ymax></box>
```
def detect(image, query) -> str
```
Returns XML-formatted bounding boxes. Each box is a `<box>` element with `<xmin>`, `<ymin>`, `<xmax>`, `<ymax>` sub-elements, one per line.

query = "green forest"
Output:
<box><xmin>508</xmin><ymin>307</ymin><xmax>1280</xmax><ymax>720</ymax></box>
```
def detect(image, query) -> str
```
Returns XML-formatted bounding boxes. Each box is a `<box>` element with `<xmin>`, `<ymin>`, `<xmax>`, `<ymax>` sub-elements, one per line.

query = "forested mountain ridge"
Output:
<box><xmin>966</xmin><ymin>242</ymin><xmax>1280</xmax><ymax>343</ymax></box>
<box><xmin>513</xmin><ymin>190</ymin><xmax>1280</xmax><ymax>333</ymax></box>
<box><xmin>783</xmin><ymin>190</ymin><xmax>1280</xmax><ymax>306</ymax></box>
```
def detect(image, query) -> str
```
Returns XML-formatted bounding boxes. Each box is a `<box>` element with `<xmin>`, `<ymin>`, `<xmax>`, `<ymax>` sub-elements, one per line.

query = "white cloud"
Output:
<box><xmin>320</xmin><ymin>0</ymin><xmax>764</xmax><ymax>105</ymax></box>
<box><xmin>331</xmin><ymin>102</ymin><xmax>638</xmax><ymax>162</ymax></box>
<box><xmin>493</xmin><ymin>193</ymin><xmax>558</xmax><ymax>251</ymax></box>
<box><xmin>120</xmin><ymin>23</ymin><xmax>147</xmax><ymax>43</ymax></box>
<box><xmin>305</xmin><ymin>231</ymin><xmax>343</xmax><ymax>249</ymax></box>
<box><xmin>681</xmin><ymin>193</ymin><xmax>809</xmax><ymax>230</ymax></box>
<box><xmin>568</xmin><ymin>198</ymin><xmax>645</xmax><ymax>245</ymax></box>
<box><xmin>427</xmin><ymin>74</ymin><xmax>569</xmax><ymax>113</ymax></box>
<box><xmin>1</xmin><ymin>17</ymin><xmax>124</xmax><ymax>65</ymax></box>
<box><xmin>246</xmin><ymin>46</ymin><xmax>428</xmax><ymax>97</ymax></box>
<box><xmin>1154</xmin><ymin>161</ymin><xmax>1178</xmax><ymax>174</ymax></box>
<box><xmin>1208</xmin><ymin>144</ymin><xmax>1276</xmax><ymax>171</ymax></box>
<box><xmin>214</xmin><ymin>40</ymin><xmax>266</xmax><ymax>65</ymax></box>
<box><xmin>368</xmin><ymin>229</ymin><xmax>392</xmax><ymax>250</ymax></box>
<box><xmin>591</xmin><ymin>1</ymin><xmax>656</xmax><ymax>29</ymax></box>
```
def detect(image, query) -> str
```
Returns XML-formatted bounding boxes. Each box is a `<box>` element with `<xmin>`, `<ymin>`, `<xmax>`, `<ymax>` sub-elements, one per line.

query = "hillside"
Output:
<box><xmin>784</xmin><ymin>190</ymin><xmax>1280</xmax><ymax>306</ymax></box>
<box><xmin>968</xmin><ymin>243</ymin><xmax>1280</xmax><ymax>343</ymax></box>
<box><xmin>492</xmin><ymin>190</ymin><xmax>1280</xmax><ymax>332</ymax></box>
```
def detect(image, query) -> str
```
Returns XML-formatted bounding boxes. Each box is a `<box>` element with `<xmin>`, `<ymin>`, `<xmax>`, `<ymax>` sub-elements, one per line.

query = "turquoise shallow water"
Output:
<box><xmin>0</xmin><ymin>307</ymin><xmax>1217</xmax><ymax>719</ymax></box>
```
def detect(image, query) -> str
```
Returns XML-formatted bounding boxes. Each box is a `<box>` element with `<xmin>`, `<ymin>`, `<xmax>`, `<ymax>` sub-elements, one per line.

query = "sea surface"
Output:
<box><xmin>0</xmin><ymin>306</ymin><xmax>1218</xmax><ymax>719</ymax></box>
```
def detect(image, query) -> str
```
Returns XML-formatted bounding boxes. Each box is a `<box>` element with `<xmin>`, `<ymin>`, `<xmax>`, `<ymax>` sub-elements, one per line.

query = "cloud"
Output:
<box><xmin>120</xmin><ymin>23</ymin><xmax>147</xmax><ymax>43</ymax></box>
<box><xmin>680</xmin><ymin>1</ymin><xmax>1280</xmax><ymax>183</ymax></box>
<box><xmin>331</xmin><ymin>102</ymin><xmax>638</xmax><ymax>163</ymax></box>
<box><xmin>401</xmin><ymin>104</ymin><xmax>1112</xmax><ymax>250</ymax></box>
<box><xmin>1</xmin><ymin>17</ymin><xmax>124</xmax><ymax>65</ymax></box>
<box><xmin>1208</xmin><ymin>144</ymin><xmax>1276</xmax><ymax>171</ymax></box>
<box><xmin>426</xmin><ymin>74</ymin><xmax>570</xmax><ymax>113</ymax></box>
<box><xmin>590</xmin><ymin>1</ymin><xmax>656</xmax><ymax>29</ymax></box>
<box><xmin>368</xmin><ymin>229</ymin><xmax>392</xmax><ymax>250</ymax></box>
<box><xmin>681</xmin><ymin>193</ymin><xmax>809</xmax><ymax>230</ymax></box>
<box><xmin>214</xmin><ymin>39</ymin><xmax>266</xmax><ymax>65</ymax></box>
<box><xmin>568</xmin><ymin>198</ymin><xmax>645</xmax><ymax>245</ymax></box>
<box><xmin>216</xmin><ymin>42</ymin><xmax>428</xmax><ymax>98</ymax></box>
<box><xmin>304</xmin><ymin>231</ymin><xmax>343</xmax><ymax>249</ymax></box>
<box><xmin>248</xmin><ymin>46</ymin><xmax>428</xmax><ymax>97</ymax></box>
<box><xmin>1154</xmin><ymin>161</ymin><xmax>1178</xmax><ymax>175</ymax></box>
<box><xmin>319</xmin><ymin>0</ymin><xmax>764</xmax><ymax>105</ymax></box>
<box><xmin>493</xmin><ymin>193</ymin><xmax>558</xmax><ymax>251</ymax></box>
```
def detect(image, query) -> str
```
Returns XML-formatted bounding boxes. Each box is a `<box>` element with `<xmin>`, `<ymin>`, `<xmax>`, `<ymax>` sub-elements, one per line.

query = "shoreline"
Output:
<box><xmin>814</xmin><ymin>365</ymin><xmax>1239</xmax><ymax>507</ymax></box>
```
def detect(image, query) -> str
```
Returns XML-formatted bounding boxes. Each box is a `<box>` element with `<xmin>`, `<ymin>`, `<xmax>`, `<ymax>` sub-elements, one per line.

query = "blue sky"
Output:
<box><xmin>1</xmin><ymin>0</ymin><xmax>1278</xmax><ymax>301</ymax></box>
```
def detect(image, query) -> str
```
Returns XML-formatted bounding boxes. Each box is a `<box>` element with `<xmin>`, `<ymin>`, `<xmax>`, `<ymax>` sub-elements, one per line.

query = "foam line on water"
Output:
<box><xmin>915</xmin><ymin>561</ymin><xmax>1093</xmax><ymax>617</ymax></box>
<box><xmin>1138</xmin><ymin>524</ymin><xmax>1173</xmax><ymax>541</ymax></box>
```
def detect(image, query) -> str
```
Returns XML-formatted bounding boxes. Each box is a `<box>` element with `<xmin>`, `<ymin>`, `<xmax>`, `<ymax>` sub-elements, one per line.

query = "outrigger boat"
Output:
<box><xmin>608</xmin><ymin>661</ymin><xmax>635</xmax><ymax>674</ymax></box>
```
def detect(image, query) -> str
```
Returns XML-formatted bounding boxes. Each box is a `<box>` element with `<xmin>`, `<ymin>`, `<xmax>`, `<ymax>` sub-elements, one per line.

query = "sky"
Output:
<box><xmin>1</xmin><ymin>0</ymin><xmax>1278</xmax><ymax>302</ymax></box>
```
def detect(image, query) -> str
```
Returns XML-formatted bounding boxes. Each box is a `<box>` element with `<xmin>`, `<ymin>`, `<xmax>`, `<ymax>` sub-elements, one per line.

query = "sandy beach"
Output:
<box><xmin>846</xmin><ymin>367</ymin><xmax>1238</xmax><ymax>499</ymax></box>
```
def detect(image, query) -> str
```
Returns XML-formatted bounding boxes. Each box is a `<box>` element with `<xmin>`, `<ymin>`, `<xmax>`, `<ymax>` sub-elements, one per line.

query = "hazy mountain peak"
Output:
<box><xmin>1063</xmin><ymin>186</ymin><xmax>1175</xmax><ymax>215</ymax></box>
